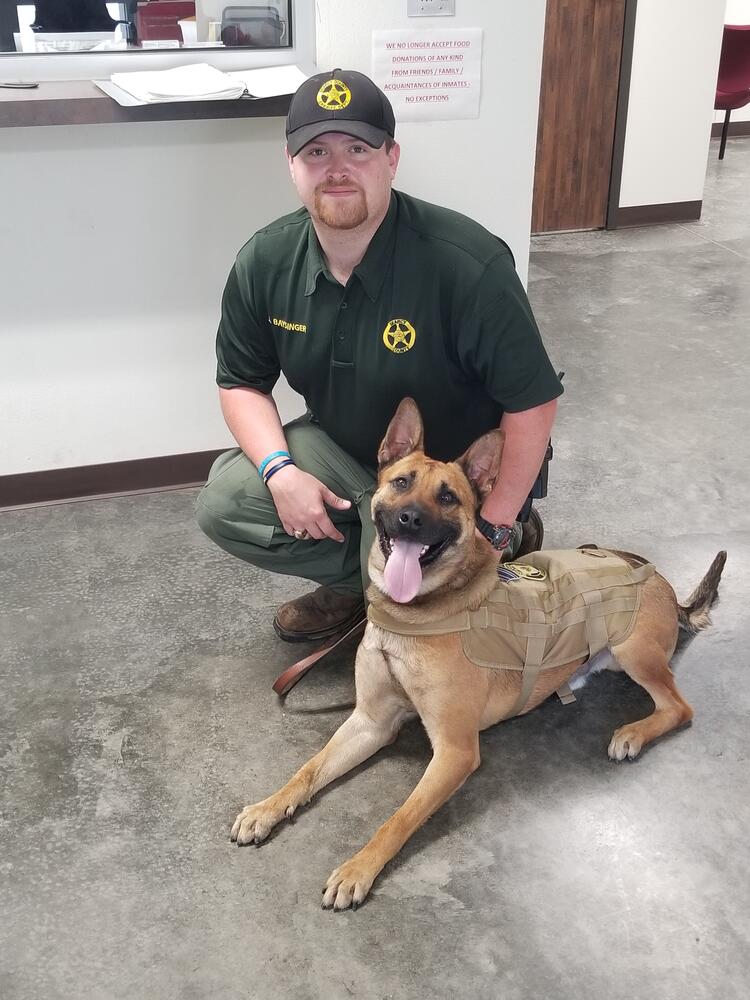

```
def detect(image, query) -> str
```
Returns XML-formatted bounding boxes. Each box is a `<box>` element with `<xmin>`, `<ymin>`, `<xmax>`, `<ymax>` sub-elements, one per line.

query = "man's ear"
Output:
<box><xmin>387</xmin><ymin>140</ymin><xmax>401</xmax><ymax>179</ymax></box>
<box><xmin>377</xmin><ymin>398</ymin><xmax>424</xmax><ymax>468</ymax></box>
<box><xmin>456</xmin><ymin>430</ymin><xmax>504</xmax><ymax>500</ymax></box>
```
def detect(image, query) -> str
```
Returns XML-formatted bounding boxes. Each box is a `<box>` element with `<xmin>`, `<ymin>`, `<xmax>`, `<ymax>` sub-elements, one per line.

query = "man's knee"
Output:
<box><xmin>195</xmin><ymin>486</ymin><xmax>279</xmax><ymax>562</ymax></box>
<box><xmin>195</xmin><ymin>491</ymin><xmax>224</xmax><ymax>543</ymax></box>
<box><xmin>195</xmin><ymin>448</ymin><xmax>277</xmax><ymax>543</ymax></box>
<box><xmin>194</xmin><ymin>457</ymin><xmax>238</xmax><ymax>538</ymax></box>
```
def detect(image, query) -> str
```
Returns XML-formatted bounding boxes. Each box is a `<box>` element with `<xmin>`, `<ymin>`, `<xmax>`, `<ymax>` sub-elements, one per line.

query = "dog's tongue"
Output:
<box><xmin>383</xmin><ymin>539</ymin><xmax>423</xmax><ymax>604</ymax></box>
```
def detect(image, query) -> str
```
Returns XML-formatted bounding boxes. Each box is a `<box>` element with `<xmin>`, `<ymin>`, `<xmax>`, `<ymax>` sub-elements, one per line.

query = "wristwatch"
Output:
<box><xmin>476</xmin><ymin>515</ymin><xmax>514</xmax><ymax>550</ymax></box>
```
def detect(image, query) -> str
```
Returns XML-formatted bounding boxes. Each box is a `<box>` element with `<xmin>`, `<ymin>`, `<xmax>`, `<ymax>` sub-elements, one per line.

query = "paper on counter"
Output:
<box><xmin>97</xmin><ymin>62</ymin><xmax>308</xmax><ymax>108</ymax></box>
<box><xmin>109</xmin><ymin>63</ymin><xmax>246</xmax><ymax>104</ymax></box>
<box><xmin>94</xmin><ymin>78</ymin><xmax>146</xmax><ymax>106</ymax></box>
<box><xmin>226</xmin><ymin>64</ymin><xmax>308</xmax><ymax>97</ymax></box>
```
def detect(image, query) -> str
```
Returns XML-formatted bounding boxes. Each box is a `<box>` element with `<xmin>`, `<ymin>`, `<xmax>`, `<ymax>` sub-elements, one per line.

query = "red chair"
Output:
<box><xmin>715</xmin><ymin>24</ymin><xmax>750</xmax><ymax>159</ymax></box>
<box><xmin>136</xmin><ymin>1</ymin><xmax>195</xmax><ymax>43</ymax></box>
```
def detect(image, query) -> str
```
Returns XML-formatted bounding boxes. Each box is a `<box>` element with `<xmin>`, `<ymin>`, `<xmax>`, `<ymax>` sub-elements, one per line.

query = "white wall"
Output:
<box><xmin>725</xmin><ymin>0</ymin><xmax>750</xmax><ymax>21</ymax></box>
<box><xmin>714</xmin><ymin>0</ymin><xmax>750</xmax><ymax>124</ymax></box>
<box><xmin>619</xmin><ymin>0</ymin><xmax>726</xmax><ymax>208</ymax></box>
<box><xmin>0</xmin><ymin>118</ymin><xmax>297</xmax><ymax>474</ymax></box>
<box><xmin>0</xmin><ymin>0</ymin><xmax>547</xmax><ymax>476</ymax></box>
<box><xmin>316</xmin><ymin>1</ymin><xmax>546</xmax><ymax>283</ymax></box>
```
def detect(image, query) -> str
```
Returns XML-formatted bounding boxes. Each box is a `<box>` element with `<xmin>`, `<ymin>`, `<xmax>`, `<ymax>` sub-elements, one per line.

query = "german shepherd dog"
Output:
<box><xmin>231</xmin><ymin>399</ymin><xmax>726</xmax><ymax>910</ymax></box>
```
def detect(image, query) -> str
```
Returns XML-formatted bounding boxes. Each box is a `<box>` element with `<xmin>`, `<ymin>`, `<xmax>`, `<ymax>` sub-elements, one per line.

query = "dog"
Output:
<box><xmin>231</xmin><ymin>398</ymin><xmax>726</xmax><ymax>911</ymax></box>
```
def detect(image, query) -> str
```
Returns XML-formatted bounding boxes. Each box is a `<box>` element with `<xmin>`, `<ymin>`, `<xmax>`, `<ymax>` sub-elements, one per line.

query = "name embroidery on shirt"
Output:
<box><xmin>271</xmin><ymin>317</ymin><xmax>307</xmax><ymax>333</ymax></box>
<box><xmin>383</xmin><ymin>318</ymin><xmax>416</xmax><ymax>354</ymax></box>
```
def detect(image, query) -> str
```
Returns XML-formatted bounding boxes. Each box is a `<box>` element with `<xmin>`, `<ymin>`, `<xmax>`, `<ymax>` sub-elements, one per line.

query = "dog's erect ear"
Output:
<box><xmin>377</xmin><ymin>398</ymin><xmax>425</xmax><ymax>468</ymax></box>
<box><xmin>456</xmin><ymin>429</ymin><xmax>504</xmax><ymax>500</ymax></box>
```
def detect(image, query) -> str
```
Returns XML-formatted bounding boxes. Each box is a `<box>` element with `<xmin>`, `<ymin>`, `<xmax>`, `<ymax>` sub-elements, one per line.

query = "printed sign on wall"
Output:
<box><xmin>372</xmin><ymin>27</ymin><xmax>483</xmax><ymax>122</ymax></box>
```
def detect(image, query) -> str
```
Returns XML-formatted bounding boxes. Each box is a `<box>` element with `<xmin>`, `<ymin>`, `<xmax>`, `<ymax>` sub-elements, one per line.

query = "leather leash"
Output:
<box><xmin>272</xmin><ymin>616</ymin><xmax>367</xmax><ymax>696</ymax></box>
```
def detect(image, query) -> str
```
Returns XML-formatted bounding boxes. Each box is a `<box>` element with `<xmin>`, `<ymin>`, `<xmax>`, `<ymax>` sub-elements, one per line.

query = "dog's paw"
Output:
<box><xmin>321</xmin><ymin>853</ymin><xmax>378</xmax><ymax>911</ymax></box>
<box><xmin>608</xmin><ymin>725</ymin><xmax>644</xmax><ymax>761</ymax></box>
<box><xmin>230</xmin><ymin>799</ymin><xmax>291</xmax><ymax>845</ymax></box>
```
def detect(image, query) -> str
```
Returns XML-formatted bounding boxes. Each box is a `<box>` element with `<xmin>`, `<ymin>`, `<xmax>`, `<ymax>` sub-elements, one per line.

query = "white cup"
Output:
<box><xmin>178</xmin><ymin>18</ymin><xmax>198</xmax><ymax>46</ymax></box>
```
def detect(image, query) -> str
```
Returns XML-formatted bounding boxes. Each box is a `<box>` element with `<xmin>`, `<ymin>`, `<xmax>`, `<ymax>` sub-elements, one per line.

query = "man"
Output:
<box><xmin>196</xmin><ymin>69</ymin><xmax>562</xmax><ymax>643</ymax></box>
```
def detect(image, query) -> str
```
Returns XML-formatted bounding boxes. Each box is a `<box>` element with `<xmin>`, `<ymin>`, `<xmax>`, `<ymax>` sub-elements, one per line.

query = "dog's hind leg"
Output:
<box><xmin>607</xmin><ymin>638</ymin><xmax>693</xmax><ymax>762</ymax></box>
<box><xmin>607</xmin><ymin>551</ymin><xmax>726</xmax><ymax>760</ymax></box>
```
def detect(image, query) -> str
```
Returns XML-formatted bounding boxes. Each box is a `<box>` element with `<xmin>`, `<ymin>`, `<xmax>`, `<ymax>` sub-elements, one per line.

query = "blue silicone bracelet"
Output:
<box><xmin>258</xmin><ymin>450</ymin><xmax>290</xmax><ymax>478</ymax></box>
<box><xmin>263</xmin><ymin>458</ymin><xmax>296</xmax><ymax>485</ymax></box>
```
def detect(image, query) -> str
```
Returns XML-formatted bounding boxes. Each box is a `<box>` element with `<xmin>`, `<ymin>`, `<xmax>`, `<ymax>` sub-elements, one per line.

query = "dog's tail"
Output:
<box><xmin>678</xmin><ymin>551</ymin><xmax>727</xmax><ymax>634</ymax></box>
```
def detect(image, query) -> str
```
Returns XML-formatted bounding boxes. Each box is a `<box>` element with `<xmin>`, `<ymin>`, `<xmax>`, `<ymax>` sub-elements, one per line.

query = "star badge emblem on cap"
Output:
<box><xmin>316</xmin><ymin>78</ymin><xmax>351</xmax><ymax>110</ymax></box>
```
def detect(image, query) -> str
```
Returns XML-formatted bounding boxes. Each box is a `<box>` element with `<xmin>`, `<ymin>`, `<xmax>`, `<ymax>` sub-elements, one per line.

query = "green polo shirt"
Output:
<box><xmin>216</xmin><ymin>190</ymin><xmax>563</xmax><ymax>467</ymax></box>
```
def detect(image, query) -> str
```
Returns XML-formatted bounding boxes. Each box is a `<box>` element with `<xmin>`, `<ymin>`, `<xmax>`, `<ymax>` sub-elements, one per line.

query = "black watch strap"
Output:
<box><xmin>476</xmin><ymin>515</ymin><xmax>514</xmax><ymax>550</ymax></box>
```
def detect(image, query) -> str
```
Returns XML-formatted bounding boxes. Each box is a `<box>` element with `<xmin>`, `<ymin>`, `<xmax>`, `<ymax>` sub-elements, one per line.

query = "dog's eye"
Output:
<box><xmin>438</xmin><ymin>490</ymin><xmax>458</xmax><ymax>506</ymax></box>
<box><xmin>392</xmin><ymin>476</ymin><xmax>409</xmax><ymax>491</ymax></box>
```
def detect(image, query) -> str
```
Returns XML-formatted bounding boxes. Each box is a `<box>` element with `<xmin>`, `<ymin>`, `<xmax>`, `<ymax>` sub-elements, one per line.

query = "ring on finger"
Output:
<box><xmin>292</xmin><ymin>528</ymin><xmax>309</xmax><ymax>540</ymax></box>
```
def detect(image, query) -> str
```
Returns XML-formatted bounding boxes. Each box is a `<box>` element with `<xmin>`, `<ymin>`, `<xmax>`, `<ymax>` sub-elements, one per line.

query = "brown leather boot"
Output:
<box><xmin>515</xmin><ymin>507</ymin><xmax>544</xmax><ymax>558</ymax></box>
<box><xmin>273</xmin><ymin>586</ymin><xmax>366</xmax><ymax>643</ymax></box>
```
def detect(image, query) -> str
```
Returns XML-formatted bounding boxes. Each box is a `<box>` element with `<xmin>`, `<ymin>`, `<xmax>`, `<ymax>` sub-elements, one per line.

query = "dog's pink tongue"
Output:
<box><xmin>383</xmin><ymin>539</ymin><xmax>423</xmax><ymax>604</ymax></box>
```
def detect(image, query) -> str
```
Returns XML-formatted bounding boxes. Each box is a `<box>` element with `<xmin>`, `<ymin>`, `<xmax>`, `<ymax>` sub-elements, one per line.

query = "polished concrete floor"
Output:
<box><xmin>2</xmin><ymin>139</ymin><xmax>749</xmax><ymax>1000</ymax></box>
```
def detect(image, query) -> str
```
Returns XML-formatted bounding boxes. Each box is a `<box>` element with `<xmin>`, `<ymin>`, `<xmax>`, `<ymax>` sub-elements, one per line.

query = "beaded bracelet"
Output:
<box><xmin>258</xmin><ymin>450</ymin><xmax>290</xmax><ymax>478</ymax></box>
<box><xmin>263</xmin><ymin>458</ymin><xmax>296</xmax><ymax>485</ymax></box>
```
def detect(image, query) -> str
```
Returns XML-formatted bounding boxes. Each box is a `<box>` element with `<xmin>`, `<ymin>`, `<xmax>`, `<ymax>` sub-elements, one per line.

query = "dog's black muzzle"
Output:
<box><xmin>374</xmin><ymin>506</ymin><xmax>460</xmax><ymax>568</ymax></box>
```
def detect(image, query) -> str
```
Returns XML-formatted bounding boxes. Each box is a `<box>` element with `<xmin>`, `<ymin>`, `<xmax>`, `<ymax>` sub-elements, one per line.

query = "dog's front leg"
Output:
<box><xmin>231</xmin><ymin>707</ymin><xmax>401</xmax><ymax>845</ymax></box>
<box><xmin>322</xmin><ymin>736</ymin><xmax>480</xmax><ymax>910</ymax></box>
<box><xmin>231</xmin><ymin>644</ymin><xmax>410</xmax><ymax>846</ymax></box>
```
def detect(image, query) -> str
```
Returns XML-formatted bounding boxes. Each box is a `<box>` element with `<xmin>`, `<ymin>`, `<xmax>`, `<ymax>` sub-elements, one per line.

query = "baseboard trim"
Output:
<box><xmin>0</xmin><ymin>449</ymin><xmax>226</xmax><ymax>510</ymax></box>
<box><xmin>711</xmin><ymin>120</ymin><xmax>750</xmax><ymax>138</ymax></box>
<box><xmin>609</xmin><ymin>200</ymin><xmax>702</xmax><ymax>228</ymax></box>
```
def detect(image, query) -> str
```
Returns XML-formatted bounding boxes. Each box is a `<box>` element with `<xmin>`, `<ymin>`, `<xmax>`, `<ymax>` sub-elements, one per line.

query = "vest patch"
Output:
<box><xmin>498</xmin><ymin>563</ymin><xmax>548</xmax><ymax>583</ymax></box>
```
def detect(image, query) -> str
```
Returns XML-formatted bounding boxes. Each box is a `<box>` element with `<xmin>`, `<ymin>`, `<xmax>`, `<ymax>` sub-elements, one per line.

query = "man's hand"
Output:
<box><xmin>266</xmin><ymin>465</ymin><xmax>351</xmax><ymax>542</ymax></box>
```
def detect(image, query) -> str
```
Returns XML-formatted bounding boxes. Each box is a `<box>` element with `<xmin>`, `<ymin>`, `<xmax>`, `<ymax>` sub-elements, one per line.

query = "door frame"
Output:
<box><xmin>606</xmin><ymin>0</ymin><xmax>639</xmax><ymax>229</ymax></box>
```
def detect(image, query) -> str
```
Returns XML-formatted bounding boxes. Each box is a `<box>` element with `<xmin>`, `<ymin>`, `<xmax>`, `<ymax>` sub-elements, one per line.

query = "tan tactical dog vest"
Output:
<box><xmin>368</xmin><ymin>548</ymin><xmax>655</xmax><ymax>719</ymax></box>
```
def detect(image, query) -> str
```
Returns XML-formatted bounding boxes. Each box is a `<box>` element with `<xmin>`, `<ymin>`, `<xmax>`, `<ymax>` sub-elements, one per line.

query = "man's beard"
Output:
<box><xmin>313</xmin><ymin>185</ymin><xmax>369</xmax><ymax>230</ymax></box>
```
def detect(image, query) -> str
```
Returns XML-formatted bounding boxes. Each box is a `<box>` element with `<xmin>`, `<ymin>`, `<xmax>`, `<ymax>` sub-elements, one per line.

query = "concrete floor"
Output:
<box><xmin>2</xmin><ymin>138</ymin><xmax>749</xmax><ymax>1000</ymax></box>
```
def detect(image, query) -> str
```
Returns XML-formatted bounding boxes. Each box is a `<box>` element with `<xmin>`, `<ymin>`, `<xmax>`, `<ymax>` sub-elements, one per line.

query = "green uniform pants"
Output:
<box><xmin>195</xmin><ymin>413</ymin><xmax>522</xmax><ymax>597</ymax></box>
<box><xmin>196</xmin><ymin>414</ymin><xmax>377</xmax><ymax>596</ymax></box>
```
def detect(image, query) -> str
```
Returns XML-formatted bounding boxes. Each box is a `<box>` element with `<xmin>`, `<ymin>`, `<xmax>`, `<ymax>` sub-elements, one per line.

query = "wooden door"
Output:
<box><xmin>532</xmin><ymin>0</ymin><xmax>628</xmax><ymax>234</ymax></box>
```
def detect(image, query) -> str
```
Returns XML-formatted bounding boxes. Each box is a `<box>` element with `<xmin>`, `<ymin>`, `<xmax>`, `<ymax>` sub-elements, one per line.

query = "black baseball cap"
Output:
<box><xmin>285</xmin><ymin>69</ymin><xmax>396</xmax><ymax>157</ymax></box>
